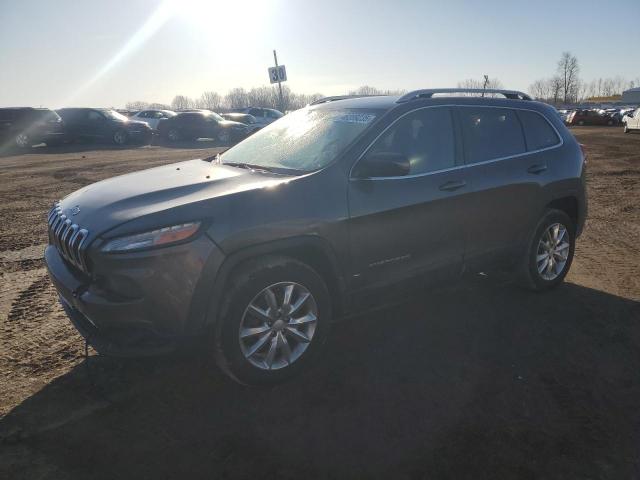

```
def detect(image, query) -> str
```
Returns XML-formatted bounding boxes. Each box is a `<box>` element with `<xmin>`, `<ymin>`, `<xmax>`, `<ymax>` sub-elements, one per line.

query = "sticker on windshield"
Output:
<box><xmin>334</xmin><ymin>113</ymin><xmax>376</xmax><ymax>124</ymax></box>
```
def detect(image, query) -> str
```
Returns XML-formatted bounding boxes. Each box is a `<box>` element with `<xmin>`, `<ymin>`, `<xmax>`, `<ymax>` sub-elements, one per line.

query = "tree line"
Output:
<box><xmin>125</xmin><ymin>56</ymin><xmax>638</xmax><ymax>112</ymax></box>
<box><xmin>529</xmin><ymin>52</ymin><xmax>638</xmax><ymax>105</ymax></box>
<box><xmin>126</xmin><ymin>85</ymin><xmax>407</xmax><ymax>112</ymax></box>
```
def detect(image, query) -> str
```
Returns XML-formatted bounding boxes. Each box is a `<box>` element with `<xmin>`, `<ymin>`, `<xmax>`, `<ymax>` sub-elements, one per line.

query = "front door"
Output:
<box><xmin>347</xmin><ymin>106</ymin><xmax>468</xmax><ymax>289</ymax></box>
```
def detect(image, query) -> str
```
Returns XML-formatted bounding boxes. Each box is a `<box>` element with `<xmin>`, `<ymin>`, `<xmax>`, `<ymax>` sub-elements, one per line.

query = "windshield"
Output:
<box><xmin>221</xmin><ymin>107</ymin><xmax>379</xmax><ymax>173</ymax></box>
<box><xmin>207</xmin><ymin>111</ymin><xmax>224</xmax><ymax>122</ymax></box>
<box><xmin>103</xmin><ymin>109</ymin><xmax>129</xmax><ymax>121</ymax></box>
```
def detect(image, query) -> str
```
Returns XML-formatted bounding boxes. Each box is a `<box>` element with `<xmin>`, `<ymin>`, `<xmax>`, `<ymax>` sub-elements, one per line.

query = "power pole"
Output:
<box><xmin>273</xmin><ymin>50</ymin><xmax>284</xmax><ymax>112</ymax></box>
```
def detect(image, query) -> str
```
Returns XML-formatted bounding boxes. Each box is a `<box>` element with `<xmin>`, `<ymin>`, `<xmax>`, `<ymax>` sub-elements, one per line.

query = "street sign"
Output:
<box><xmin>268</xmin><ymin>65</ymin><xmax>287</xmax><ymax>84</ymax></box>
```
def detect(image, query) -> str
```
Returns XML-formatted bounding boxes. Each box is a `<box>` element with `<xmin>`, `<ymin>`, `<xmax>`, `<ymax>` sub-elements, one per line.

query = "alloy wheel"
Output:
<box><xmin>536</xmin><ymin>223</ymin><xmax>570</xmax><ymax>281</ymax></box>
<box><xmin>113</xmin><ymin>130</ymin><xmax>127</xmax><ymax>145</ymax></box>
<box><xmin>15</xmin><ymin>133</ymin><xmax>30</xmax><ymax>148</ymax></box>
<box><xmin>168</xmin><ymin>129</ymin><xmax>180</xmax><ymax>142</ymax></box>
<box><xmin>239</xmin><ymin>282</ymin><xmax>318</xmax><ymax>370</ymax></box>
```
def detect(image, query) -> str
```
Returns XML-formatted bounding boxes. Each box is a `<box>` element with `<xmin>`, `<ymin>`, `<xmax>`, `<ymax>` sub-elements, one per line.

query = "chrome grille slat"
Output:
<box><xmin>47</xmin><ymin>202</ymin><xmax>90</xmax><ymax>274</ymax></box>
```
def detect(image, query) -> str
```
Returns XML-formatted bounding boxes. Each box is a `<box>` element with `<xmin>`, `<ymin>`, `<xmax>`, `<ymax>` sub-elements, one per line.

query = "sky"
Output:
<box><xmin>1</xmin><ymin>0</ymin><xmax>639</xmax><ymax>108</ymax></box>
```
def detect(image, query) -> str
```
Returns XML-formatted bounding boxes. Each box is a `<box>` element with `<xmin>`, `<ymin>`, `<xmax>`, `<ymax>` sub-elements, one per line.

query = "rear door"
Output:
<box><xmin>459</xmin><ymin>106</ymin><xmax>562</xmax><ymax>269</ymax></box>
<box><xmin>348</xmin><ymin>106</ymin><xmax>468</xmax><ymax>288</ymax></box>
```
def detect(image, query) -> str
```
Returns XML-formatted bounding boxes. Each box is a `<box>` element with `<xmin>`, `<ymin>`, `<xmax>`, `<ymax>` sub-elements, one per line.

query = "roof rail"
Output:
<box><xmin>396</xmin><ymin>88</ymin><xmax>532</xmax><ymax>103</ymax></box>
<box><xmin>310</xmin><ymin>94</ymin><xmax>384</xmax><ymax>106</ymax></box>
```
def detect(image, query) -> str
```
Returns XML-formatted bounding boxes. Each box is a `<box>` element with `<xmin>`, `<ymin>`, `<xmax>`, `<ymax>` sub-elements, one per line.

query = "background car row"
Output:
<box><xmin>0</xmin><ymin>106</ymin><xmax>284</xmax><ymax>150</ymax></box>
<box><xmin>558</xmin><ymin>106</ymin><xmax>638</xmax><ymax>127</ymax></box>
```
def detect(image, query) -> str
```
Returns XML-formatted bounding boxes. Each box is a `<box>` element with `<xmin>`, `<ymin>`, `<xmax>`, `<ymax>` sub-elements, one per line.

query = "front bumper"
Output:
<box><xmin>45</xmin><ymin>235</ymin><xmax>223</xmax><ymax>356</ymax></box>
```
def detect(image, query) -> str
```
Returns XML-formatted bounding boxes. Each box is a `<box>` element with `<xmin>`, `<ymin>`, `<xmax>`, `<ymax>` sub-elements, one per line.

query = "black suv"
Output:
<box><xmin>56</xmin><ymin>108</ymin><xmax>152</xmax><ymax>145</ymax></box>
<box><xmin>157</xmin><ymin>110</ymin><xmax>249</xmax><ymax>143</ymax></box>
<box><xmin>45</xmin><ymin>89</ymin><xmax>587</xmax><ymax>384</ymax></box>
<box><xmin>0</xmin><ymin>107</ymin><xmax>65</xmax><ymax>149</ymax></box>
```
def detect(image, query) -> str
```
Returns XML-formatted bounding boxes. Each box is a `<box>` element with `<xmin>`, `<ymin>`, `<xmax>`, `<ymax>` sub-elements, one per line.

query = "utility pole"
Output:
<box><xmin>273</xmin><ymin>50</ymin><xmax>284</xmax><ymax>112</ymax></box>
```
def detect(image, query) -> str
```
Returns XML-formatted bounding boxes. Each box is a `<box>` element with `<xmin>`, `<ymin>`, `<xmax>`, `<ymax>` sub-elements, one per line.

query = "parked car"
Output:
<box><xmin>56</xmin><ymin>108</ymin><xmax>152</xmax><ymax>145</ymax></box>
<box><xmin>0</xmin><ymin>107</ymin><xmax>65</xmax><ymax>148</ymax></box>
<box><xmin>221</xmin><ymin>113</ymin><xmax>261</xmax><ymax>134</ymax></box>
<box><xmin>622</xmin><ymin>107</ymin><xmax>640</xmax><ymax>133</ymax></box>
<box><xmin>235</xmin><ymin>107</ymin><xmax>284</xmax><ymax>129</ymax></box>
<box><xmin>130</xmin><ymin>109</ymin><xmax>176</xmax><ymax>130</ymax></box>
<box><xmin>157</xmin><ymin>110</ymin><xmax>248</xmax><ymax>143</ymax></box>
<box><xmin>45</xmin><ymin>88</ymin><xmax>586</xmax><ymax>385</ymax></box>
<box><xmin>566</xmin><ymin>109</ymin><xmax>617</xmax><ymax>126</ymax></box>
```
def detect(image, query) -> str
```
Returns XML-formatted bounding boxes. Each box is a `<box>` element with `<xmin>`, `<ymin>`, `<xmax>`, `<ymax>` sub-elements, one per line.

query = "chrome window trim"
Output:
<box><xmin>349</xmin><ymin>104</ymin><xmax>563</xmax><ymax>181</ymax></box>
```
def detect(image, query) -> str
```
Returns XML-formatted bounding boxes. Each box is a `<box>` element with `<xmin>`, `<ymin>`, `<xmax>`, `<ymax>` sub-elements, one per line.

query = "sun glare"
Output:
<box><xmin>176</xmin><ymin>0</ymin><xmax>272</xmax><ymax>39</ymax></box>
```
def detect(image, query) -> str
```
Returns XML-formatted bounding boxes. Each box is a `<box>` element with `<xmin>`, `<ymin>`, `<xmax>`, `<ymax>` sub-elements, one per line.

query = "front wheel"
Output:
<box><xmin>216</xmin><ymin>256</ymin><xmax>331</xmax><ymax>385</ymax></box>
<box><xmin>517</xmin><ymin>209</ymin><xmax>575</xmax><ymax>291</ymax></box>
<box><xmin>113</xmin><ymin>129</ymin><xmax>128</xmax><ymax>145</ymax></box>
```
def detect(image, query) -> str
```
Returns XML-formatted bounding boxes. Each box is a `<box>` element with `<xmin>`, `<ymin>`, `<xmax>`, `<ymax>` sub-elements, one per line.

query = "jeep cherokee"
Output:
<box><xmin>45</xmin><ymin>88</ymin><xmax>587</xmax><ymax>384</ymax></box>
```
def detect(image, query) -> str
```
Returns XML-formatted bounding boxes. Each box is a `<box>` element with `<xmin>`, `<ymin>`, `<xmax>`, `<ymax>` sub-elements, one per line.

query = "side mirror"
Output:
<box><xmin>353</xmin><ymin>152</ymin><xmax>410</xmax><ymax>178</ymax></box>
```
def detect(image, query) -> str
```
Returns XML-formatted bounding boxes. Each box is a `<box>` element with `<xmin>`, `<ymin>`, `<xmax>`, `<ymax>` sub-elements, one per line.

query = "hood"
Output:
<box><xmin>220</xmin><ymin>120</ymin><xmax>247</xmax><ymax>129</ymax></box>
<box><xmin>57</xmin><ymin>159</ymin><xmax>293</xmax><ymax>238</ymax></box>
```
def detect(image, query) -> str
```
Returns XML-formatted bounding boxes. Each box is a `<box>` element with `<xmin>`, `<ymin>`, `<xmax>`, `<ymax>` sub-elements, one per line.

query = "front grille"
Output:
<box><xmin>47</xmin><ymin>202</ymin><xmax>90</xmax><ymax>273</ymax></box>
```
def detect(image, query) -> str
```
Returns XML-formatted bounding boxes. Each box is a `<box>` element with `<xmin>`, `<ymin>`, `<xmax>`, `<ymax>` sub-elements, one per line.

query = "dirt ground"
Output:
<box><xmin>0</xmin><ymin>128</ymin><xmax>638</xmax><ymax>479</ymax></box>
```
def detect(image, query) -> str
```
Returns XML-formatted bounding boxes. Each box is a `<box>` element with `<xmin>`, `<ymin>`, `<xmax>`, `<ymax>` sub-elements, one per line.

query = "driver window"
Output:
<box><xmin>87</xmin><ymin>111</ymin><xmax>103</xmax><ymax>121</ymax></box>
<box><xmin>367</xmin><ymin>107</ymin><xmax>455</xmax><ymax>176</ymax></box>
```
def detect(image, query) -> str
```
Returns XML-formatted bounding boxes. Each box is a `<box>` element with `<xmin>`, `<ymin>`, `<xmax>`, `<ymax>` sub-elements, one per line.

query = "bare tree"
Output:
<box><xmin>529</xmin><ymin>79</ymin><xmax>550</xmax><ymax>100</ymax></box>
<box><xmin>550</xmin><ymin>76</ymin><xmax>563</xmax><ymax>105</ymax></box>
<box><xmin>171</xmin><ymin>95</ymin><xmax>195</xmax><ymax>110</ymax></box>
<box><xmin>198</xmin><ymin>91</ymin><xmax>222</xmax><ymax>111</ymax></box>
<box><xmin>457</xmin><ymin>77</ymin><xmax>504</xmax><ymax>96</ymax></box>
<box><xmin>224</xmin><ymin>88</ymin><xmax>249</xmax><ymax>109</ymax></box>
<box><xmin>125</xmin><ymin>101</ymin><xmax>149</xmax><ymax>111</ymax></box>
<box><xmin>557</xmin><ymin>52</ymin><xmax>580</xmax><ymax>103</ymax></box>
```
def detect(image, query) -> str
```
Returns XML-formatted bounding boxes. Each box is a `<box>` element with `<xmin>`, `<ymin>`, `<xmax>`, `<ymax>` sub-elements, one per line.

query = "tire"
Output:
<box><xmin>167</xmin><ymin>128</ymin><xmax>180</xmax><ymax>142</ymax></box>
<box><xmin>607</xmin><ymin>120</ymin><xmax>613</xmax><ymax>126</ymax></box>
<box><xmin>113</xmin><ymin>129</ymin><xmax>128</xmax><ymax>145</ymax></box>
<box><xmin>517</xmin><ymin>209</ymin><xmax>575</xmax><ymax>291</ymax></box>
<box><xmin>14</xmin><ymin>132</ymin><xmax>30</xmax><ymax>148</ymax></box>
<box><xmin>215</xmin><ymin>256</ymin><xmax>331</xmax><ymax>385</ymax></box>
<box><xmin>577</xmin><ymin>120</ymin><xmax>585</xmax><ymax>126</ymax></box>
<box><xmin>624</xmin><ymin>124</ymin><xmax>629</xmax><ymax>134</ymax></box>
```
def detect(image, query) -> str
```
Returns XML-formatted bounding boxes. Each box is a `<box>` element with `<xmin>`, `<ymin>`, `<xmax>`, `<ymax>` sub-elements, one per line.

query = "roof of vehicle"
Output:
<box><xmin>308</xmin><ymin>88</ymin><xmax>537</xmax><ymax>111</ymax></box>
<box><xmin>0</xmin><ymin>107</ymin><xmax>53</xmax><ymax>111</ymax></box>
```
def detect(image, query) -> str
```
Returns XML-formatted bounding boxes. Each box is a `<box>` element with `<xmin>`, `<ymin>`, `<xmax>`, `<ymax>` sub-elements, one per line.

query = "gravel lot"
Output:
<box><xmin>1</xmin><ymin>128</ymin><xmax>639</xmax><ymax>479</ymax></box>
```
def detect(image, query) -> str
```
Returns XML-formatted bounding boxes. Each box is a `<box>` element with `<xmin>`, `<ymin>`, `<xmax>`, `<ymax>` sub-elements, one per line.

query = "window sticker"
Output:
<box><xmin>334</xmin><ymin>113</ymin><xmax>376</xmax><ymax>124</ymax></box>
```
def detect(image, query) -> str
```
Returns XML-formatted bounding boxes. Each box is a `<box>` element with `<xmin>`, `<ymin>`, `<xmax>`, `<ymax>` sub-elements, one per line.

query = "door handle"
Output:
<box><xmin>439</xmin><ymin>180</ymin><xmax>466</xmax><ymax>192</ymax></box>
<box><xmin>527</xmin><ymin>164</ymin><xmax>548</xmax><ymax>174</ymax></box>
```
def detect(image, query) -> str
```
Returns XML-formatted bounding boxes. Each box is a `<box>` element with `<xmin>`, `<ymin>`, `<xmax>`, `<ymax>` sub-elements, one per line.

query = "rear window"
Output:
<box><xmin>459</xmin><ymin>107</ymin><xmax>526</xmax><ymax>164</ymax></box>
<box><xmin>517</xmin><ymin>110</ymin><xmax>560</xmax><ymax>151</ymax></box>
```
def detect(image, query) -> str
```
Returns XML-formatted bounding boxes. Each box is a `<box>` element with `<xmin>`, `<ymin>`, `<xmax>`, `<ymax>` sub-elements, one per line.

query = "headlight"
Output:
<box><xmin>101</xmin><ymin>222</ymin><xmax>201</xmax><ymax>253</ymax></box>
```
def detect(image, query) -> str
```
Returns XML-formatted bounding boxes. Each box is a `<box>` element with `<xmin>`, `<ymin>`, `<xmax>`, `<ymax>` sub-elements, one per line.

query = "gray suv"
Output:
<box><xmin>45</xmin><ymin>89</ymin><xmax>587</xmax><ymax>384</ymax></box>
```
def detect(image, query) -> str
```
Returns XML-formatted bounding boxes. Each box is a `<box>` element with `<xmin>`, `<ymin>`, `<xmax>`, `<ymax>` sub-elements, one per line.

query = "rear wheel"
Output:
<box><xmin>215</xmin><ymin>256</ymin><xmax>331</xmax><ymax>385</ymax></box>
<box><xmin>15</xmin><ymin>133</ymin><xmax>30</xmax><ymax>148</ymax></box>
<box><xmin>577</xmin><ymin>120</ymin><xmax>585</xmax><ymax>126</ymax></box>
<box><xmin>517</xmin><ymin>209</ymin><xmax>575</xmax><ymax>291</ymax></box>
<box><xmin>624</xmin><ymin>124</ymin><xmax>629</xmax><ymax>133</ymax></box>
